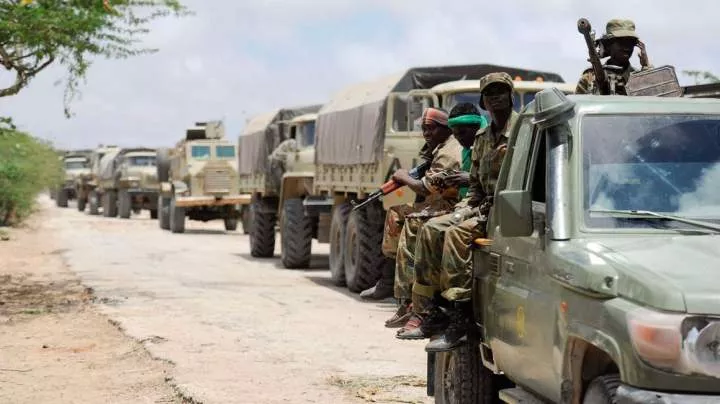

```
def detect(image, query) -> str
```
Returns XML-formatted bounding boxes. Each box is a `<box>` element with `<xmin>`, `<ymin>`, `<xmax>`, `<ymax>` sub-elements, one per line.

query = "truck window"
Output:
<box><xmin>65</xmin><ymin>161</ymin><xmax>87</xmax><ymax>169</ymax></box>
<box><xmin>529</xmin><ymin>132</ymin><xmax>546</xmax><ymax>203</ymax></box>
<box><xmin>215</xmin><ymin>145</ymin><xmax>235</xmax><ymax>158</ymax></box>
<box><xmin>298</xmin><ymin>121</ymin><xmax>315</xmax><ymax>148</ymax></box>
<box><xmin>583</xmin><ymin>114</ymin><xmax>720</xmax><ymax>227</ymax></box>
<box><xmin>128</xmin><ymin>156</ymin><xmax>156</xmax><ymax>166</ymax></box>
<box><xmin>391</xmin><ymin>94</ymin><xmax>409</xmax><ymax>132</ymax></box>
<box><xmin>407</xmin><ymin>94</ymin><xmax>433</xmax><ymax>132</ymax></box>
<box><xmin>191</xmin><ymin>145</ymin><xmax>211</xmax><ymax>159</ymax></box>
<box><xmin>505</xmin><ymin>117</ymin><xmax>535</xmax><ymax>191</ymax></box>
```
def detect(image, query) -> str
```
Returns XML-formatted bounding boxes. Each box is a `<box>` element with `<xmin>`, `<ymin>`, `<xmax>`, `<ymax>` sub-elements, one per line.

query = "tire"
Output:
<box><xmin>56</xmin><ymin>189</ymin><xmax>69</xmax><ymax>208</ymax></box>
<box><xmin>103</xmin><ymin>190</ymin><xmax>118</xmax><ymax>218</ymax></box>
<box><xmin>150</xmin><ymin>209</ymin><xmax>158</xmax><ymax>220</ymax></box>
<box><xmin>280</xmin><ymin>198</ymin><xmax>312</xmax><ymax>269</ymax></box>
<box><xmin>224</xmin><ymin>217</ymin><xmax>238</xmax><ymax>231</ymax></box>
<box><xmin>158</xmin><ymin>197</ymin><xmax>170</xmax><ymax>230</ymax></box>
<box><xmin>169</xmin><ymin>197</ymin><xmax>185</xmax><ymax>233</ymax></box>
<box><xmin>77</xmin><ymin>195</ymin><xmax>87</xmax><ymax>212</ymax></box>
<box><xmin>582</xmin><ymin>374</ymin><xmax>620</xmax><ymax>404</ymax></box>
<box><xmin>329</xmin><ymin>203</ymin><xmax>350</xmax><ymax>286</ymax></box>
<box><xmin>156</xmin><ymin>149</ymin><xmax>171</xmax><ymax>182</ymax></box>
<box><xmin>89</xmin><ymin>191</ymin><xmax>100</xmax><ymax>215</ymax></box>
<box><xmin>434</xmin><ymin>342</ymin><xmax>498</xmax><ymax>404</ymax></box>
<box><xmin>118</xmin><ymin>189</ymin><xmax>131</xmax><ymax>219</ymax></box>
<box><xmin>343</xmin><ymin>204</ymin><xmax>387</xmax><ymax>293</ymax></box>
<box><xmin>249</xmin><ymin>198</ymin><xmax>277</xmax><ymax>258</ymax></box>
<box><xmin>241</xmin><ymin>206</ymin><xmax>251</xmax><ymax>235</ymax></box>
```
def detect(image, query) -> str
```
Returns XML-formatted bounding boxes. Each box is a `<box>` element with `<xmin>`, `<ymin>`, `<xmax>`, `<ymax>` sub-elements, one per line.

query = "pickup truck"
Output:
<box><xmin>431</xmin><ymin>89</ymin><xmax>720</xmax><ymax>403</ymax></box>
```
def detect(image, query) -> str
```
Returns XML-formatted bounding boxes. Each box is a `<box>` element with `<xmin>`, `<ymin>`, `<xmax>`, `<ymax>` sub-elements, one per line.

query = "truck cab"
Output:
<box><xmin>433</xmin><ymin>89</ymin><xmax>720</xmax><ymax>403</ymax></box>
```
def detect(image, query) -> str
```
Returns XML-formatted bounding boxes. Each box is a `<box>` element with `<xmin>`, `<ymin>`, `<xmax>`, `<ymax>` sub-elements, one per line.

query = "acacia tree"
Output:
<box><xmin>0</xmin><ymin>0</ymin><xmax>191</xmax><ymax>117</ymax></box>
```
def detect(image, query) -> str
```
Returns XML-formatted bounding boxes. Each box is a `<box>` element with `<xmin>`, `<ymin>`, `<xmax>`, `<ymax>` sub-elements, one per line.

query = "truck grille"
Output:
<box><xmin>204</xmin><ymin>169</ymin><xmax>231</xmax><ymax>193</ymax></box>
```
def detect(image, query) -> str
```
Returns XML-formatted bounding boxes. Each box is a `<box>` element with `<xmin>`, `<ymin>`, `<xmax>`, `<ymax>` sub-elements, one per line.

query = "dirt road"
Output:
<box><xmin>1</xmin><ymin>196</ymin><xmax>432</xmax><ymax>404</ymax></box>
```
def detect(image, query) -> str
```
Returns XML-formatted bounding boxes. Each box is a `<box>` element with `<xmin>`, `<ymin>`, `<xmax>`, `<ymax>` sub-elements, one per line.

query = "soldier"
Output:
<box><xmin>360</xmin><ymin>108</ymin><xmax>463</xmax><ymax>301</ymax></box>
<box><xmin>575</xmin><ymin>18</ymin><xmax>653</xmax><ymax>95</ymax></box>
<box><xmin>384</xmin><ymin>104</ymin><xmax>487</xmax><ymax>327</ymax></box>
<box><xmin>396</xmin><ymin>73</ymin><xmax>517</xmax><ymax>340</ymax></box>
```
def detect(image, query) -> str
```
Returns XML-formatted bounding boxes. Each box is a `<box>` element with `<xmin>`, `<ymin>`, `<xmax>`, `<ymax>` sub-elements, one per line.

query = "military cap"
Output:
<box><xmin>602</xmin><ymin>18</ymin><xmax>639</xmax><ymax>40</ymax></box>
<box><xmin>479</xmin><ymin>72</ymin><xmax>514</xmax><ymax>110</ymax></box>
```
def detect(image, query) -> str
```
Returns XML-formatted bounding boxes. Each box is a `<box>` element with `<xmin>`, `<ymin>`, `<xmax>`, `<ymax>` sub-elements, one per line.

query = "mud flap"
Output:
<box><xmin>426</xmin><ymin>351</ymin><xmax>436</xmax><ymax>397</ymax></box>
<box><xmin>626</xmin><ymin>65</ymin><xmax>683</xmax><ymax>97</ymax></box>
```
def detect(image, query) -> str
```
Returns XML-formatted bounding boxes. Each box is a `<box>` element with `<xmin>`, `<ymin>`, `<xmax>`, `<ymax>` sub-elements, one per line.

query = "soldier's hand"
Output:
<box><xmin>637</xmin><ymin>40</ymin><xmax>650</xmax><ymax>68</ymax></box>
<box><xmin>391</xmin><ymin>168</ymin><xmax>411</xmax><ymax>185</ymax></box>
<box><xmin>443</xmin><ymin>172</ymin><xmax>470</xmax><ymax>187</ymax></box>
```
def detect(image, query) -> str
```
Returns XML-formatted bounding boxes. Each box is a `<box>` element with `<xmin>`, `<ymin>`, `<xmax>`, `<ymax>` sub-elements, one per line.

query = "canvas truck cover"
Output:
<box><xmin>315</xmin><ymin>63</ymin><xmax>565</xmax><ymax>165</ymax></box>
<box><xmin>238</xmin><ymin>104</ymin><xmax>322</xmax><ymax>175</ymax></box>
<box><xmin>98</xmin><ymin>148</ymin><xmax>122</xmax><ymax>181</ymax></box>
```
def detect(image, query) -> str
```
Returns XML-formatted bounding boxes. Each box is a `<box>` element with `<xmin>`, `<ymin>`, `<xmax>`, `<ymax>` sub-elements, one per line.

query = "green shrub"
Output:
<box><xmin>0</xmin><ymin>125</ymin><xmax>63</xmax><ymax>226</ymax></box>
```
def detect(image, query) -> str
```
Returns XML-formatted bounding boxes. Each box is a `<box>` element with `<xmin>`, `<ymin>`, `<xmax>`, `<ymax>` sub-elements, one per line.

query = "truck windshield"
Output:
<box><xmin>128</xmin><ymin>156</ymin><xmax>156</xmax><ymax>166</ymax></box>
<box><xmin>583</xmin><ymin>114</ymin><xmax>720</xmax><ymax>228</ymax></box>
<box><xmin>298</xmin><ymin>121</ymin><xmax>315</xmax><ymax>148</ymax></box>
<box><xmin>443</xmin><ymin>90</ymin><xmax>543</xmax><ymax>118</ymax></box>
<box><xmin>65</xmin><ymin>161</ymin><xmax>87</xmax><ymax>170</ymax></box>
<box><xmin>191</xmin><ymin>145</ymin><xmax>211</xmax><ymax>159</ymax></box>
<box><xmin>216</xmin><ymin>145</ymin><xmax>235</xmax><ymax>158</ymax></box>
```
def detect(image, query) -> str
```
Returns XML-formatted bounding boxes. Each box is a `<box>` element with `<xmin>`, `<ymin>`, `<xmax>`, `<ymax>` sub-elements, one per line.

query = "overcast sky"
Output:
<box><xmin>1</xmin><ymin>0</ymin><xmax>718</xmax><ymax>150</ymax></box>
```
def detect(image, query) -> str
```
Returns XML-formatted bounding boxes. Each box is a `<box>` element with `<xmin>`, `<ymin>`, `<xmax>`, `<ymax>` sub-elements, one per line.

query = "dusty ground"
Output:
<box><xmin>0</xmin><ymin>201</ymin><xmax>181</xmax><ymax>404</ymax></box>
<box><xmin>0</xmin><ymin>196</ymin><xmax>433</xmax><ymax>404</ymax></box>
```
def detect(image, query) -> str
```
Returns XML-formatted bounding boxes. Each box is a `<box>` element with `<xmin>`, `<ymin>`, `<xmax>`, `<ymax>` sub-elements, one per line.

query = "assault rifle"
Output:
<box><xmin>351</xmin><ymin>160</ymin><xmax>432</xmax><ymax>212</ymax></box>
<box><xmin>577</xmin><ymin>18</ymin><xmax>611</xmax><ymax>95</ymax></box>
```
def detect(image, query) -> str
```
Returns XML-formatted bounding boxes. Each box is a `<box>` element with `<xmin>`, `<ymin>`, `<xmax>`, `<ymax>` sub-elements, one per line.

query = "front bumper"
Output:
<box><xmin>173</xmin><ymin>194</ymin><xmax>251</xmax><ymax>208</ymax></box>
<box><xmin>617</xmin><ymin>384</ymin><xmax>720</xmax><ymax>404</ymax></box>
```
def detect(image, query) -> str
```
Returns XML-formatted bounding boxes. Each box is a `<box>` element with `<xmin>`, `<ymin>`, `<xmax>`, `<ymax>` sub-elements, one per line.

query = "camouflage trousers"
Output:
<box><xmin>411</xmin><ymin>210</ymin><xmax>480</xmax><ymax>309</ymax></box>
<box><xmin>393</xmin><ymin>215</ymin><xmax>425</xmax><ymax>300</ymax></box>
<box><xmin>381</xmin><ymin>204</ymin><xmax>416</xmax><ymax>259</ymax></box>
<box><xmin>439</xmin><ymin>216</ymin><xmax>484</xmax><ymax>301</ymax></box>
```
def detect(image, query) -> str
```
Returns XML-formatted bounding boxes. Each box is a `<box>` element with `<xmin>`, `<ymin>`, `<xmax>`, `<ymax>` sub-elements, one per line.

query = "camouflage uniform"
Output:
<box><xmin>575</xmin><ymin>19</ymin><xmax>653</xmax><ymax>96</ymax></box>
<box><xmin>413</xmin><ymin>111</ymin><xmax>517</xmax><ymax>304</ymax></box>
<box><xmin>393</xmin><ymin>136</ymin><xmax>463</xmax><ymax>300</ymax></box>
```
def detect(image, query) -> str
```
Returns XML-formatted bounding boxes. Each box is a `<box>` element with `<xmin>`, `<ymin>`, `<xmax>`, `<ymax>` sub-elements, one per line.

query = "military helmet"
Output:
<box><xmin>601</xmin><ymin>18</ymin><xmax>639</xmax><ymax>41</ymax></box>
<box><xmin>478</xmin><ymin>72</ymin><xmax>515</xmax><ymax>111</ymax></box>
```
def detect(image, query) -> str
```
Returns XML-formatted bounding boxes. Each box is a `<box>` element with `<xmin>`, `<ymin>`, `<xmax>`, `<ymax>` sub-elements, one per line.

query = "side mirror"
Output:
<box><xmin>497</xmin><ymin>189</ymin><xmax>533</xmax><ymax>237</ymax></box>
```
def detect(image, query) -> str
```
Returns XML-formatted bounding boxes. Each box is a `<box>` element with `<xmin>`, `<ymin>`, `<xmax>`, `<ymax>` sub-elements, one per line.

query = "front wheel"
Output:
<box><xmin>582</xmin><ymin>374</ymin><xmax>620</xmax><ymax>404</ymax></box>
<box><xmin>280</xmin><ymin>198</ymin><xmax>312</xmax><ymax>269</ymax></box>
<box><xmin>158</xmin><ymin>197</ymin><xmax>170</xmax><ymax>230</ymax></box>
<box><xmin>249</xmin><ymin>198</ymin><xmax>277</xmax><ymax>258</ymax></box>
<box><xmin>434</xmin><ymin>342</ymin><xmax>499</xmax><ymax>404</ymax></box>
<box><xmin>224</xmin><ymin>217</ymin><xmax>238</xmax><ymax>231</ymax></box>
<box><xmin>169</xmin><ymin>197</ymin><xmax>185</xmax><ymax>233</ymax></box>
<box><xmin>118</xmin><ymin>189</ymin><xmax>131</xmax><ymax>219</ymax></box>
<box><xmin>343</xmin><ymin>207</ymin><xmax>386</xmax><ymax>293</ymax></box>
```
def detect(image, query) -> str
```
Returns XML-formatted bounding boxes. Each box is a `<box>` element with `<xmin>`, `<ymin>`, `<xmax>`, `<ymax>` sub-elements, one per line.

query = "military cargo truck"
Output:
<box><xmin>54</xmin><ymin>153</ymin><xmax>91</xmax><ymax>208</ymax></box>
<box><xmin>431</xmin><ymin>90</ymin><xmax>720</xmax><ymax>403</ymax></box>
<box><xmin>237</xmin><ymin>105</ymin><xmax>322</xmax><ymax>258</ymax></box>
<box><xmin>291</xmin><ymin>65</ymin><xmax>567</xmax><ymax>292</ymax></box>
<box><xmin>157</xmin><ymin>120</ymin><xmax>247</xmax><ymax>233</ymax></box>
<box><xmin>81</xmin><ymin>145</ymin><xmax>120</xmax><ymax>214</ymax></box>
<box><xmin>112</xmin><ymin>148</ymin><xmax>159</xmax><ymax>219</ymax></box>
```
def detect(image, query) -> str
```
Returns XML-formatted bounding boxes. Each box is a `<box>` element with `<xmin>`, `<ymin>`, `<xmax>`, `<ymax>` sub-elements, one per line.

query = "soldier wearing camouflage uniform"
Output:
<box><xmin>361</xmin><ymin>108</ymin><xmax>463</xmax><ymax>301</ymax></box>
<box><xmin>575</xmin><ymin>18</ymin><xmax>652</xmax><ymax>95</ymax></box>
<box><xmin>396</xmin><ymin>73</ymin><xmax>516</xmax><ymax>341</ymax></box>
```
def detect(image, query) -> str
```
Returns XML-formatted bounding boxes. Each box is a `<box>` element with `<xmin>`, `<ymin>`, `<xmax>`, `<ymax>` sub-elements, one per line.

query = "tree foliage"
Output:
<box><xmin>682</xmin><ymin>70</ymin><xmax>720</xmax><ymax>85</ymax></box>
<box><xmin>0</xmin><ymin>0</ymin><xmax>191</xmax><ymax>116</ymax></box>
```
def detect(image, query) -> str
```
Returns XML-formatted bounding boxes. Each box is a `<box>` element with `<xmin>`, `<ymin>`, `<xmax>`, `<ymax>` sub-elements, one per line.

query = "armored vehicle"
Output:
<box><xmin>237</xmin><ymin>105</ymin><xmax>322</xmax><ymax>258</ymax></box>
<box><xmin>80</xmin><ymin>145</ymin><xmax>120</xmax><ymax>214</ymax></box>
<box><xmin>55</xmin><ymin>153</ymin><xmax>91</xmax><ymax>208</ymax></box>
<box><xmin>431</xmin><ymin>90</ymin><xmax>720</xmax><ymax>403</ymax></box>
<box><xmin>112</xmin><ymin>148</ymin><xmax>159</xmax><ymax>219</ymax></box>
<box><xmin>157</xmin><ymin>120</ymin><xmax>247</xmax><ymax>233</ymax></box>
<box><xmin>290</xmin><ymin>65</ymin><xmax>567</xmax><ymax>292</ymax></box>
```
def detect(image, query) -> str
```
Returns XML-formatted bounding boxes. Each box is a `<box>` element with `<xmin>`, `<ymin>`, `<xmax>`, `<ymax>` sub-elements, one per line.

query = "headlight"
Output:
<box><xmin>627</xmin><ymin>307</ymin><xmax>720</xmax><ymax>378</ymax></box>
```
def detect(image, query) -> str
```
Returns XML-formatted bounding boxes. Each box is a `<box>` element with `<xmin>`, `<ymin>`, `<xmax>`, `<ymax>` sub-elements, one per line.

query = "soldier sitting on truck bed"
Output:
<box><xmin>362</xmin><ymin>108</ymin><xmax>464</xmax><ymax>304</ymax></box>
<box><xmin>575</xmin><ymin>18</ymin><xmax>652</xmax><ymax>95</ymax></box>
<box><xmin>267</xmin><ymin>130</ymin><xmax>298</xmax><ymax>190</ymax></box>
<box><xmin>396</xmin><ymin>73</ymin><xmax>516</xmax><ymax>341</ymax></box>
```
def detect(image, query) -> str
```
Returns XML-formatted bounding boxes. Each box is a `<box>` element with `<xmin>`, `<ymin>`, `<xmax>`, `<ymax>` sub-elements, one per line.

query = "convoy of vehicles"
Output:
<box><xmin>156</xmin><ymin>120</ymin><xmax>248</xmax><ymax>233</ymax></box>
<box><xmin>54</xmin><ymin>152</ymin><xmax>91</xmax><ymax>208</ymax></box>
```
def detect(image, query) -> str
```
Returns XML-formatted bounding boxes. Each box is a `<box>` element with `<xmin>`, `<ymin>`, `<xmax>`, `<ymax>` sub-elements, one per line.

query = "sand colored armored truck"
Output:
<box><xmin>237</xmin><ymin>104</ymin><xmax>322</xmax><ymax>258</ymax></box>
<box><xmin>157</xmin><ymin>120</ymin><xmax>247</xmax><ymax>233</ymax></box>
<box><xmin>277</xmin><ymin>64</ymin><xmax>567</xmax><ymax>292</ymax></box>
<box><xmin>80</xmin><ymin>145</ymin><xmax>120</xmax><ymax>214</ymax></box>
<box><xmin>54</xmin><ymin>152</ymin><xmax>91</xmax><ymax>208</ymax></box>
<box><xmin>111</xmin><ymin>148</ymin><xmax>159</xmax><ymax>219</ymax></box>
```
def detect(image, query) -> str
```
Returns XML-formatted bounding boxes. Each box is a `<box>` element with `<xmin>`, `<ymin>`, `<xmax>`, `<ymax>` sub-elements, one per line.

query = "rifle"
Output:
<box><xmin>351</xmin><ymin>160</ymin><xmax>432</xmax><ymax>212</ymax></box>
<box><xmin>577</xmin><ymin>18</ymin><xmax>611</xmax><ymax>95</ymax></box>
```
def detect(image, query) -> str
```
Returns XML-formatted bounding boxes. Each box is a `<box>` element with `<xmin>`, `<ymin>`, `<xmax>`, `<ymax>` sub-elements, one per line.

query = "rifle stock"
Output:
<box><xmin>351</xmin><ymin>160</ymin><xmax>432</xmax><ymax>212</ymax></box>
<box><xmin>577</xmin><ymin>18</ymin><xmax>611</xmax><ymax>95</ymax></box>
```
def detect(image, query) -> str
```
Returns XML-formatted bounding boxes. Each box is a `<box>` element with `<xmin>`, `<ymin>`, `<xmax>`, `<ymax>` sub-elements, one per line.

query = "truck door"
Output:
<box><xmin>407</xmin><ymin>89</ymin><xmax>439</xmax><ymax>133</ymax></box>
<box><xmin>489</xmin><ymin>120</ymin><xmax>561</xmax><ymax>402</ymax></box>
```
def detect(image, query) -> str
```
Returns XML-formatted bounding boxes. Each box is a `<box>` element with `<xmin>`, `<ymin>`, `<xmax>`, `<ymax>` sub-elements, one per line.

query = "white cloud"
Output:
<box><xmin>1</xmin><ymin>0</ymin><xmax>719</xmax><ymax>150</ymax></box>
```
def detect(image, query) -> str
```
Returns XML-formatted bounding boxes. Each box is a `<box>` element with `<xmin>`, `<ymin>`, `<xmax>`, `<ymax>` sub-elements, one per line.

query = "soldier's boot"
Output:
<box><xmin>385</xmin><ymin>299</ymin><xmax>412</xmax><ymax>328</ymax></box>
<box><xmin>396</xmin><ymin>296</ymin><xmax>449</xmax><ymax>340</ymax></box>
<box><xmin>424</xmin><ymin>300</ymin><xmax>472</xmax><ymax>353</ymax></box>
<box><xmin>359</xmin><ymin>265</ymin><xmax>395</xmax><ymax>300</ymax></box>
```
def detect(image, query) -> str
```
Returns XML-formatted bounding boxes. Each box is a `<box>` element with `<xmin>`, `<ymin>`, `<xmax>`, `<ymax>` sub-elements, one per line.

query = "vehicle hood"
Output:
<box><xmin>559</xmin><ymin>236</ymin><xmax>720</xmax><ymax>314</ymax></box>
